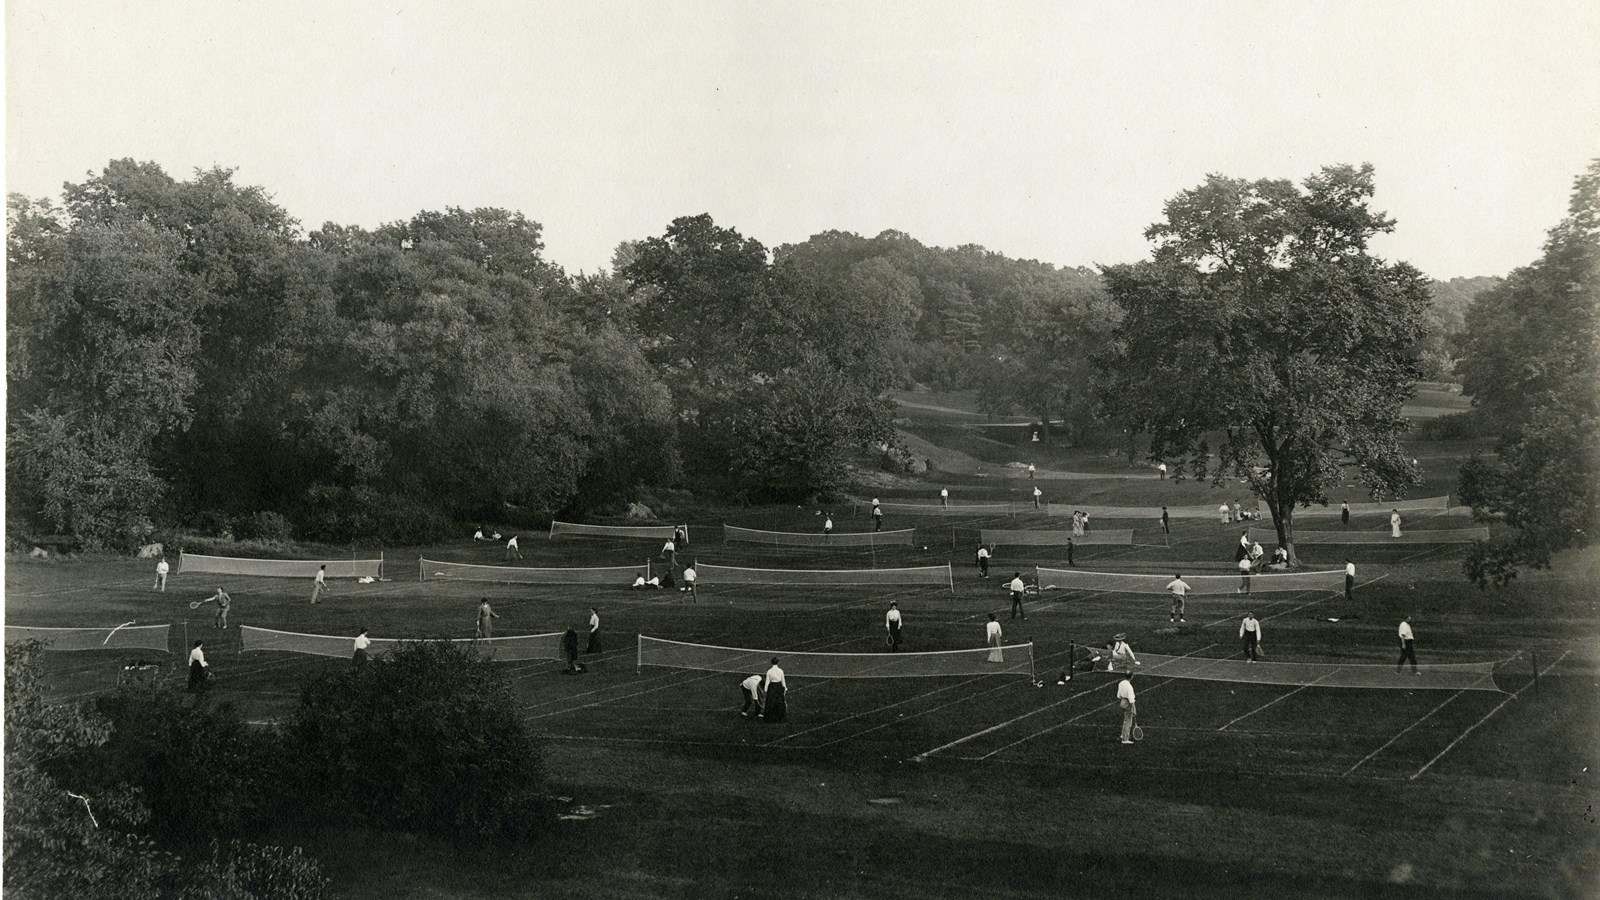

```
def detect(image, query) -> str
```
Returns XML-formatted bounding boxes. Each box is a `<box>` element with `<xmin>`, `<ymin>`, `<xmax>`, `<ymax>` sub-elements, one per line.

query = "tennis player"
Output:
<box><xmin>1008</xmin><ymin>573</ymin><xmax>1026</xmax><ymax>620</ymax></box>
<box><xmin>1109</xmin><ymin>633</ymin><xmax>1139</xmax><ymax>673</ymax></box>
<box><xmin>885</xmin><ymin>601</ymin><xmax>903</xmax><ymax>652</ymax></box>
<box><xmin>1160</xmin><ymin>507</ymin><xmax>1170</xmax><ymax>534</ymax></box>
<box><xmin>1165</xmin><ymin>574</ymin><xmax>1189</xmax><ymax>623</ymax></box>
<box><xmin>661</xmin><ymin>537</ymin><xmax>676</xmax><ymax>564</ymax></box>
<box><xmin>586</xmin><ymin>608</ymin><xmax>602</xmax><ymax>654</ymax></box>
<box><xmin>1240</xmin><ymin>612</ymin><xmax>1262</xmax><ymax>662</ymax></box>
<box><xmin>823</xmin><ymin>515</ymin><xmax>833</xmax><ymax>535</ymax></box>
<box><xmin>505</xmin><ymin>534</ymin><xmax>522</xmax><ymax>560</ymax></box>
<box><xmin>1345</xmin><ymin>559</ymin><xmax>1356</xmax><ymax>601</ymax></box>
<box><xmin>1033</xmin><ymin>486</ymin><xmax>1043</xmax><ymax>509</ymax></box>
<box><xmin>476</xmin><ymin>598</ymin><xmax>500</xmax><ymax>638</ymax></box>
<box><xmin>154</xmin><ymin>556</ymin><xmax>169</xmax><ymax>592</ymax></box>
<box><xmin>187</xmin><ymin>640</ymin><xmax>210</xmax><ymax>694</ymax></box>
<box><xmin>563</xmin><ymin>627</ymin><xmax>585</xmax><ymax>673</ymax></box>
<box><xmin>1390</xmin><ymin>510</ymin><xmax>1402</xmax><ymax>538</ymax></box>
<box><xmin>1397</xmin><ymin>615</ymin><xmax>1419</xmax><ymax>674</ymax></box>
<box><xmin>352</xmin><ymin>627</ymin><xmax>371</xmax><ymax>666</ymax></box>
<box><xmin>681</xmin><ymin>564</ymin><xmax>697</xmax><ymax>600</ymax></box>
<box><xmin>985</xmin><ymin>614</ymin><xmax>1004</xmax><ymax>663</ymax></box>
<box><xmin>977</xmin><ymin>544</ymin><xmax>991</xmax><ymax>578</ymax></box>
<box><xmin>762</xmin><ymin>658</ymin><xmax>787</xmax><ymax>722</ymax></box>
<box><xmin>1117</xmin><ymin>672</ymin><xmax>1137</xmax><ymax>744</ymax></box>
<box><xmin>739</xmin><ymin>673</ymin><xmax>764</xmax><ymax>717</ymax></box>
<box><xmin>211</xmin><ymin>588</ymin><xmax>231</xmax><ymax>629</ymax></box>
<box><xmin>310</xmin><ymin>564</ymin><xmax>328</xmax><ymax>604</ymax></box>
<box><xmin>1341</xmin><ymin>500</ymin><xmax>1350</xmax><ymax>526</ymax></box>
<box><xmin>1237</xmin><ymin>556</ymin><xmax>1252</xmax><ymax>594</ymax></box>
<box><xmin>872</xmin><ymin>501</ymin><xmax>883</xmax><ymax>532</ymax></box>
<box><xmin>940</xmin><ymin>487</ymin><xmax>949</xmax><ymax>508</ymax></box>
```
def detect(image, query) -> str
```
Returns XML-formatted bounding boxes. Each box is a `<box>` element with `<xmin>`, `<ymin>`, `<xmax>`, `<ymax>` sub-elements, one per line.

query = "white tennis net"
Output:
<box><xmin>1046</xmin><ymin>503</ymin><xmax>1220</xmax><ymax>519</ymax></box>
<box><xmin>1291</xmin><ymin>528</ymin><xmax>1489</xmax><ymax>544</ymax></box>
<box><xmin>638</xmin><ymin>635</ymin><xmax>1035</xmax><ymax>679</ymax></box>
<box><xmin>548</xmin><ymin>521</ymin><xmax>686</xmax><ymax>541</ymax></box>
<box><xmin>723</xmin><ymin>525</ymin><xmax>916</xmax><ymax>547</ymax></box>
<box><xmin>693</xmin><ymin>563</ymin><xmax>953</xmax><ymax>588</ymax></box>
<box><xmin>177</xmin><ymin>553</ymin><xmax>382</xmax><ymax>579</ymax></box>
<box><xmin>872</xmin><ymin>500</ymin><xmax>1020</xmax><ymax>515</ymax></box>
<box><xmin>982</xmin><ymin>529</ymin><xmax>1134</xmax><ymax>546</ymax></box>
<box><xmin>1076</xmin><ymin>647</ymin><xmax>1501</xmax><ymax>691</ymax></box>
<box><xmin>1036</xmin><ymin>567</ymin><xmax>1344</xmax><ymax>595</ymax></box>
<box><xmin>5</xmin><ymin>624</ymin><xmax>171</xmax><ymax>652</ymax></box>
<box><xmin>1295</xmin><ymin>496</ymin><xmax>1452</xmax><ymax>516</ymax></box>
<box><xmin>419</xmin><ymin>558</ymin><xmax>651</xmax><ymax>584</ymax></box>
<box><xmin>240</xmin><ymin>625</ymin><xmax>564</xmax><ymax>662</ymax></box>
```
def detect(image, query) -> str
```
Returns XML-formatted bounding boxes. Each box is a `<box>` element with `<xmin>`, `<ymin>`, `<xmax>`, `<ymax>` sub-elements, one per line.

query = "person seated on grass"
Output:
<box><xmin>473</xmin><ymin>526</ymin><xmax>486</xmax><ymax>541</ymax></box>
<box><xmin>1269</xmin><ymin>546</ymin><xmax>1290</xmax><ymax>570</ymax></box>
<box><xmin>631</xmin><ymin>573</ymin><xmax>662</xmax><ymax>589</ymax></box>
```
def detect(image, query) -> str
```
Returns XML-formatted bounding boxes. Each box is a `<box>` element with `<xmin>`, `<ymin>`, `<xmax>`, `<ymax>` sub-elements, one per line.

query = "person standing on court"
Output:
<box><xmin>1219</xmin><ymin>502</ymin><xmax>1230</xmax><ymax>525</ymax></box>
<box><xmin>353</xmin><ymin>627</ymin><xmax>372</xmax><ymax>666</ymax></box>
<box><xmin>1236</xmin><ymin>529</ymin><xmax>1251</xmax><ymax>561</ymax></box>
<box><xmin>1117</xmin><ymin>672</ymin><xmax>1137</xmax><ymax>744</ymax></box>
<box><xmin>1157</xmin><ymin>462</ymin><xmax>1167</xmax><ymax>480</ymax></box>
<box><xmin>1008</xmin><ymin>572</ymin><xmax>1026</xmax><ymax>620</ymax></box>
<box><xmin>762</xmin><ymin>657</ymin><xmax>787</xmax><ymax>722</ymax></box>
<box><xmin>586</xmin><ymin>608</ymin><xmax>602</xmax><ymax>654</ymax></box>
<box><xmin>1028</xmin><ymin>463</ymin><xmax>1036</xmax><ymax>480</ymax></box>
<box><xmin>1033</xmin><ymin>485</ymin><xmax>1043</xmax><ymax>509</ymax></box>
<box><xmin>940</xmin><ymin>487</ymin><xmax>949</xmax><ymax>509</ymax></box>
<box><xmin>311</xmin><ymin>564</ymin><xmax>328</xmax><ymax>604</ymax></box>
<box><xmin>563</xmin><ymin>627</ymin><xmax>584</xmax><ymax>673</ymax></box>
<box><xmin>872</xmin><ymin>500</ymin><xmax>883</xmax><ymax>532</ymax></box>
<box><xmin>885</xmin><ymin>601</ymin><xmax>903</xmax><ymax>652</ymax></box>
<box><xmin>822</xmin><ymin>514</ymin><xmax>833</xmax><ymax>536</ymax></box>
<box><xmin>985</xmin><ymin>613</ymin><xmax>1005</xmax><ymax>662</ymax></box>
<box><xmin>1166</xmin><ymin>574</ymin><xmax>1189</xmax><ymax>623</ymax></box>
<box><xmin>1345</xmin><ymin>559</ymin><xmax>1356</xmax><ymax>601</ymax></box>
<box><xmin>1340</xmin><ymin>500</ymin><xmax>1350</xmax><ymax>526</ymax></box>
<box><xmin>154</xmin><ymin>555</ymin><xmax>170</xmax><ymax>592</ymax></box>
<box><xmin>476</xmin><ymin>597</ymin><xmax>500</xmax><ymax>638</ymax></box>
<box><xmin>505</xmin><ymin>534</ymin><xmax>522</xmax><ymax>560</ymax></box>
<box><xmin>674</xmin><ymin>525</ymin><xmax>689</xmax><ymax>552</ymax></box>
<box><xmin>1066</xmin><ymin>536</ymin><xmax>1076</xmax><ymax>568</ymax></box>
<box><xmin>212</xmin><ymin>588</ymin><xmax>232</xmax><ymax>629</ymax></box>
<box><xmin>1237</xmin><ymin>556</ymin><xmax>1252</xmax><ymax>595</ymax></box>
<box><xmin>1390</xmin><ymin>509</ymin><xmax>1402</xmax><ymax>538</ymax></box>
<box><xmin>681</xmin><ymin>563</ymin><xmax>697</xmax><ymax>600</ymax></box>
<box><xmin>1240</xmin><ymin>611</ymin><xmax>1262</xmax><ymax>662</ymax></box>
<box><xmin>187</xmin><ymin>640</ymin><xmax>210</xmax><ymax>694</ymax></box>
<box><xmin>661</xmin><ymin>536</ymin><xmax>676</xmax><ymax>565</ymax></box>
<box><xmin>1160</xmin><ymin>507</ymin><xmax>1170</xmax><ymax>535</ymax></box>
<box><xmin>739</xmin><ymin>673</ymin><xmax>764</xmax><ymax>717</ymax></box>
<box><xmin>1397</xmin><ymin>615</ymin><xmax>1419</xmax><ymax>674</ymax></box>
<box><xmin>1082</xmin><ymin>512</ymin><xmax>1091</xmax><ymax>532</ymax></box>
<box><xmin>977</xmin><ymin>544</ymin><xmax>990</xmax><ymax>578</ymax></box>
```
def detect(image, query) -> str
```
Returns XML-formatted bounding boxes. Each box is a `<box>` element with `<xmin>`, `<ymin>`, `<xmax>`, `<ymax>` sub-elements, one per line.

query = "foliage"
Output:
<box><xmin>1102</xmin><ymin>164</ymin><xmax>1428</xmax><ymax>561</ymax></box>
<box><xmin>285</xmin><ymin>640</ymin><xmax>549</xmax><ymax>839</ymax></box>
<box><xmin>1453</xmin><ymin>160</ymin><xmax>1600</xmax><ymax>586</ymax></box>
<box><xmin>232</xmin><ymin>511</ymin><xmax>293</xmax><ymax>542</ymax></box>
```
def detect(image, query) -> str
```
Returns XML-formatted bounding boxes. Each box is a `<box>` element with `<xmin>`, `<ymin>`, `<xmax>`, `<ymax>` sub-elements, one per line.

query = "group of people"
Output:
<box><xmin>737</xmin><ymin>657</ymin><xmax>788</xmax><ymax>722</ymax></box>
<box><xmin>1068</xmin><ymin>510</ymin><xmax>1091</xmax><ymax>536</ymax></box>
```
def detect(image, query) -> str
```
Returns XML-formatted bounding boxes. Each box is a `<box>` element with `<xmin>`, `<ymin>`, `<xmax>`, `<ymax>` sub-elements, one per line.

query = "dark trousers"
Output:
<box><xmin>1243</xmin><ymin>633</ymin><xmax>1259</xmax><ymax>660</ymax></box>
<box><xmin>888</xmin><ymin>623</ymin><xmax>901</xmax><ymax>651</ymax></box>
<box><xmin>1397</xmin><ymin>640</ymin><xmax>1418</xmax><ymax>672</ymax></box>
<box><xmin>586</xmin><ymin>631</ymin><xmax>601</xmax><ymax>654</ymax></box>
<box><xmin>1011</xmin><ymin>592</ymin><xmax>1024</xmax><ymax>619</ymax></box>
<box><xmin>1067</xmin><ymin>546</ymin><xmax>1075</xmax><ymax>567</ymax></box>
<box><xmin>1345</xmin><ymin>574</ymin><xmax>1354</xmax><ymax>601</ymax></box>
<box><xmin>741</xmin><ymin>686</ymin><xmax>761</xmax><ymax>714</ymax></box>
<box><xmin>979</xmin><ymin>558</ymin><xmax>989</xmax><ymax>577</ymax></box>
<box><xmin>1161</xmin><ymin>518</ymin><xmax>1170</xmax><ymax>534</ymax></box>
<box><xmin>874</xmin><ymin>516</ymin><xmax>882</xmax><ymax>532</ymax></box>
<box><xmin>1341</xmin><ymin>510</ymin><xmax>1350</xmax><ymax>526</ymax></box>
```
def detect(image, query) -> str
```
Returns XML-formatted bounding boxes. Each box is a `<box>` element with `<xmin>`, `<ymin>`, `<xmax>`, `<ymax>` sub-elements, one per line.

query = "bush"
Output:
<box><xmin>232</xmin><ymin>512</ymin><xmax>293</xmax><ymax>542</ymax></box>
<box><xmin>285</xmin><ymin>641</ymin><xmax>548</xmax><ymax>840</ymax></box>
<box><xmin>189</xmin><ymin>509</ymin><xmax>234</xmax><ymax>539</ymax></box>
<box><xmin>1415</xmin><ymin>411</ymin><xmax>1482</xmax><ymax>442</ymax></box>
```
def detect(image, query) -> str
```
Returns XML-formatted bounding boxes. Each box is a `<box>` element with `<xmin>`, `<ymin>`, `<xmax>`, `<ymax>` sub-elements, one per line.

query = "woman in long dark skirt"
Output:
<box><xmin>187</xmin><ymin>640</ymin><xmax>210</xmax><ymax>693</ymax></box>
<box><xmin>761</xmin><ymin>657</ymin><xmax>787</xmax><ymax>723</ymax></box>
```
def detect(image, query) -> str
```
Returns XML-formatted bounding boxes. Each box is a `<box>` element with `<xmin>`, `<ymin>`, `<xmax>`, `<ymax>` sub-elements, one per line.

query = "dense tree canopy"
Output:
<box><xmin>1455</xmin><ymin>159</ymin><xmax>1600</xmax><ymax>586</ymax></box>
<box><xmin>1102</xmin><ymin>164</ymin><xmax>1429</xmax><ymax>561</ymax></box>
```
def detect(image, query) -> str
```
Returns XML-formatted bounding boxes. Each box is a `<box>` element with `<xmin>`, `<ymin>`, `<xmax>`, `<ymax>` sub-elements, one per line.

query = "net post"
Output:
<box><xmin>548</xmin><ymin>520</ymin><xmax>556</xmax><ymax>540</ymax></box>
<box><xmin>636</xmin><ymin>633</ymin><xmax>642</xmax><ymax>675</ymax></box>
<box><xmin>947</xmin><ymin>563</ymin><xmax>954</xmax><ymax>593</ymax></box>
<box><xmin>418</xmin><ymin>559</ymin><xmax>424</xmax><ymax>582</ymax></box>
<box><xmin>1532</xmin><ymin>651</ymin><xmax>1539</xmax><ymax>695</ymax></box>
<box><xmin>1068</xmin><ymin>640</ymin><xmax>1075</xmax><ymax>681</ymax></box>
<box><xmin>1029</xmin><ymin>640</ymin><xmax>1036</xmax><ymax>683</ymax></box>
<box><xmin>379</xmin><ymin>549</ymin><xmax>384</xmax><ymax>580</ymax></box>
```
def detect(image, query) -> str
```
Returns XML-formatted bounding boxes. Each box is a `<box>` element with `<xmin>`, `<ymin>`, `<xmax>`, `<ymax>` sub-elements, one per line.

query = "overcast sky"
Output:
<box><xmin>7</xmin><ymin>1</ymin><xmax>1598</xmax><ymax>278</ymax></box>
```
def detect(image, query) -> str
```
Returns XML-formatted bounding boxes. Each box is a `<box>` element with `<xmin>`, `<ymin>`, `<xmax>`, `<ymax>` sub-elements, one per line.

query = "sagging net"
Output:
<box><xmin>1047</xmin><ymin>503</ymin><xmax>1220</xmax><ymax>519</ymax></box>
<box><xmin>419</xmin><ymin>558</ymin><xmax>650</xmax><ymax>584</ymax></box>
<box><xmin>1291</xmin><ymin>528</ymin><xmax>1490</xmax><ymax>544</ymax></box>
<box><xmin>638</xmin><ymin>635</ymin><xmax>1035</xmax><ymax>679</ymax></box>
<box><xmin>722</xmin><ymin>525</ymin><xmax>916</xmax><ymax>547</ymax></box>
<box><xmin>548</xmin><ymin>521</ymin><xmax>686</xmax><ymax>541</ymax></box>
<box><xmin>1295</xmin><ymin>496</ymin><xmax>1452</xmax><ymax>516</ymax></box>
<box><xmin>1036</xmin><ymin>567</ymin><xmax>1344</xmax><ymax>595</ymax></box>
<box><xmin>872</xmin><ymin>500</ymin><xmax>1019</xmax><ymax>515</ymax></box>
<box><xmin>240</xmin><ymin>625</ymin><xmax>564</xmax><ymax>662</ymax></box>
<box><xmin>982</xmin><ymin>528</ymin><xmax>1134</xmax><ymax>546</ymax></box>
<box><xmin>5</xmin><ymin>624</ymin><xmax>172</xmax><ymax>652</ymax></box>
<box><xmin>178</xmin><ymin>553</ymin><xmax>382</xmax><ymax>579</ymax></box>
<box><xmin>1074</xmin><ymin>646</ymin><xmax>1502</xmax><ymax>692</ymax></box>
<box><xmin>693</xmin><ymin>563</ymin><xmax>953</xmax><ymax>587</ymax></box>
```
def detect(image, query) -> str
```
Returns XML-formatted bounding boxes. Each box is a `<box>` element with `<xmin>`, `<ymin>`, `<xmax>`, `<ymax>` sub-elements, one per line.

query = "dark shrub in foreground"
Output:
<box><xmin>286</xmin><ymin>640</ymin><xmax>549</xmax><ymax>840</ymax></box>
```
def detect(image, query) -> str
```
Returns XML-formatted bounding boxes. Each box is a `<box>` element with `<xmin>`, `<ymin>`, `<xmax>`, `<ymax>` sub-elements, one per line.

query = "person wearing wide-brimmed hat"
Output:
<box><xmin>1109</xmin><ymin>633</ymin><xmax>1139</xmax><ymax>673</ymax></box>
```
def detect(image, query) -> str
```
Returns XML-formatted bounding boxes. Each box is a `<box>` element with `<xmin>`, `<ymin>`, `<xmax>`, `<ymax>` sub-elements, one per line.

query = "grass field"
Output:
<box><xmin>6</xmin><ymin>435</ymin><xmax>1598</xmax><ymax>898</ymax></box>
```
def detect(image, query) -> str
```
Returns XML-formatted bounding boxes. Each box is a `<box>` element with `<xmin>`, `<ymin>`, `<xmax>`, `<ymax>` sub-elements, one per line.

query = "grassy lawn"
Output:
<box><xmin>7</xmin><ymin>485</ymin><xmax>1597</xmax><ymax>898</ymax></box>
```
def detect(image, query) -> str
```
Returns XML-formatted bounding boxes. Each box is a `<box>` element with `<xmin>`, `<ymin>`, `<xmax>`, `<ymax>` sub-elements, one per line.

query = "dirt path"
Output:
<box><xmin>895</xmin><ymin>429</ymin><xmax>1150</xmax><ymax>481</ymax></box>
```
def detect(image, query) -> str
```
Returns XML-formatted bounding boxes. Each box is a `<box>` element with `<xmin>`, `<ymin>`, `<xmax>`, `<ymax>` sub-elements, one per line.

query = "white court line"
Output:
<box><xmin>1216</xmin><ymin>676</ymin><xmax>1336</xmax><ymax>732</ymax></box>
<box><xmin>1340</xmin><ymin>690</ymin><xmax>1469</xmax><ymax>777</ymax></box>
<box><xmin>1407</xmin><ymin>650</ymin><xmax>1571</xmax><ymax>782</ymax></box>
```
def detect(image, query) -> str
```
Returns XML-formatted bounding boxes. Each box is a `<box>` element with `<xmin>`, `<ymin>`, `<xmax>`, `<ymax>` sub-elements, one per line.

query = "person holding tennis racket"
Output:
<box><xmin>1117</xmin><ymin>671</ymin><xmax>1138</xmax><ymax>744</ymax></box>
<box><xmin>885</xmin><ymin>601</ymin><xmax>903</xmax><ymax>652</ymax></box>
<box><xmin>212</xmin><ymin>588</ymin><xmax>231</xmax><ymax>629</ymax></box>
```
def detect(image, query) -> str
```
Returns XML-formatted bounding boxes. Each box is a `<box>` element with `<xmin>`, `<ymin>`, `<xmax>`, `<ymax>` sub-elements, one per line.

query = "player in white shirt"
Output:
<box><xmin>885</xmin><ymin>601</ymin><xmax>903</xmax><ymax>652</ymax></box>
<box><xmin>872</xmin><ymin>501</ymin><xmax>883</xmax><ymax>532</ymax></box>
<box><xmin>681</xmin><ymin>565</ymin><xmax>697</xmax><ymax>600</ymax></box>
<box><xmin>1240</xmin><ymin>612</ymin><xmax>1262</xmax><ymax>661</ymax></box>
<box><xmin>1109</xmin><ymin>633</ymin><xmax>1139</xmax><ymax>673</ymax></box>
<box><xmin>1345</xmin><ymin>559</ymin><xmax>1356</xmax><ymax>601</ymax></box>
<box><xmin>822</xmin><ymin>515</ymin><xmax>833</xmax><ymax>535</ymax></box>
<box><xmin>353</xmin><ymin>627</ymin><xmax>372</xmax><ymax>666</ymax></box>
<box><xmin>1237</xmin><ymin>557</ymin><xmax>1252</xmax><ymax>594</ymax></box>
<box><xmin>1397</xmin><ymin>616</ymin><xmax>1419</xmax><ymax>674</ymax></box>
<box><xmin>154</xmin><ymin>556</ymin><xmax>170</xmax><ymax>592</ymax></box>
<box><xmin>505</xmin><ymin>534</ymin><xmax>522</xmax><ymax>560</ymax></box>
<box><xmin>1008</xmin><ymin>573</ymin><xmax>1026</xmax><ymax>620</ymax></box>
<box><xmin>1219</xmin><ymin>503</ymin><xmax>1230</xmax><ymax>524</ymax></box>
<box><xmin>1032</xmin><ymin>486</ymin><xmax>1043</xmax><ymax>509</ymax></box>
<box><xmin>661</xmin><ymin>538</ymin><xmax>676</xmax><ymax>564</ymax></box>
<box><xmin>940</xmin><ymin>487</ymin><xmax>949</xmax><ymax>508</ymax></box>
<box><xmin>985</xmin><ymin>613</ymin><xmax>1004</xmax><ymax>662</ymax></box>
<box><xmin>311</xmin><ymin>564</ymin><xmax>328</xmax><ymax>604</ymax></box>
<box><xmin>187</xmin><ymin>640</ymin><xmax>210</xmax><ymax>693</ymax></box>
<box><xmin>1165</xmin><ymin>574</ymin><xmax>1190</xmax><ymax>623</ymax></box>
<box><xmin>976</xmin><ymin>545</ymin><xmax>991</xmax><ymax>578</ymax></box>
<box><xmin>762</xmin><ymin>658</ymin><xmax>787</xmax><ymax>722</ymax></box>
<box><xmin>1028</xmin><ymin>463</ymin><xmax>1036</xmax><ymax>480</ymax></box>
<box><xmin>739</xmin><ymin>673</ymin><xmax>764</xmax><ymax>717</ymax></box>
<box><xmin>1390</xmin><ymin>510</ymin><xmax>1402</xmax><ymax>538</ymax></box>
<box><xmin>1157</xmin><ymin>462</ymin><xmax>1167</xmax><ymax>480</ymax></box>
<box><xmin>586</xmin><ymin>608</ymin><xmax>602</xmax><ymax>654</ymax></box>
<box><xmin>1117</xmin><ymin>673</ymin><xmax>1137</xmax><ymax>743</ymax></box>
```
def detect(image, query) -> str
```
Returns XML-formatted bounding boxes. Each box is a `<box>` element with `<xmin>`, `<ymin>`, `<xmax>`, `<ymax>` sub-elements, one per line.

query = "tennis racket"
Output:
<box><xmin>1256</xmin><ymin>645</ymin><xmax>1267</xmax><ymax>660</ymax></box>
<box><xmin>1132</xmin><ymin>724</ymin><xmax>1144</xmax><ymax>741</ymax></box>
<box><xmin>885</xmin><ymin>633</ymin><xmax>894</xmax><ymax>647</ymax></box>
<box><xmin>188</xmin><ymin>599</ymin><xmax>211</xmax><ymax>610</ymax></box>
